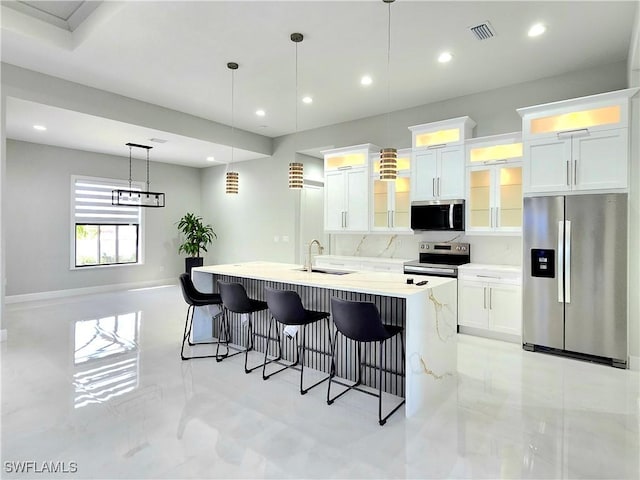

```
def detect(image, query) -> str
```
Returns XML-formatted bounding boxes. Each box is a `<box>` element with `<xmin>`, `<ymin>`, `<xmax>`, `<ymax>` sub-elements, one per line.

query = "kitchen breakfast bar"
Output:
<box><xmin>191</xmin><ymin>261</ymin><xmax>458</xmax><ymax>417</ymax></box>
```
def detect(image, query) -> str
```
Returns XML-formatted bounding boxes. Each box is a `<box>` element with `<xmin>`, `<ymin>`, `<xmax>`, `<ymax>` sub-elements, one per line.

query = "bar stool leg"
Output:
<box><xmin>180</xmin><ymin>305</ymin><xmax>193</xmax><ymax>360</ymax></box>
<box><xmin>300</xmin><ymin>319</ymin><xmax>331</xmax><ymax>395</ymax></box>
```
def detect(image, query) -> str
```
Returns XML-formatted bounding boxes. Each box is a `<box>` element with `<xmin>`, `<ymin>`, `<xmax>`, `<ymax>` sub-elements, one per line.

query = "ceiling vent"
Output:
<box><xmin>149</xmin><ymin>138</ymin><xmax>168</xmax><ymax>143</ymax></box>
<box><xmin>469</xmin><ymin>22</ymin><xmax>496</xmax><ymax>41</ymax></box>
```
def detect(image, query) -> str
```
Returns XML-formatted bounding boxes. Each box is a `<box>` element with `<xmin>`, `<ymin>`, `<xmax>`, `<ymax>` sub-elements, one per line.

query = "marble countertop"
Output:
<box><xmin>193</xmin><ymin>261</ymin><xmax>455</xmax><ymax>298</ymax></box>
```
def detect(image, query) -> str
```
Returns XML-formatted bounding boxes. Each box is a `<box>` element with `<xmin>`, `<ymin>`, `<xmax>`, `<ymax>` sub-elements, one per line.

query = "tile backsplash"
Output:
<box><xmin>330</xmin><ymin>232</ymin><xmax>522</xmax><ymax>266</ymax></box>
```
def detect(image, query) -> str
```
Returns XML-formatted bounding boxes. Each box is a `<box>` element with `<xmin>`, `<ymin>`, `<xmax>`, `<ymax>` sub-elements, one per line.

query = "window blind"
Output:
<box><xmin>73</xmin><ymin>177</ymin><xmax>141</xmax><ymax>225</ymax></box>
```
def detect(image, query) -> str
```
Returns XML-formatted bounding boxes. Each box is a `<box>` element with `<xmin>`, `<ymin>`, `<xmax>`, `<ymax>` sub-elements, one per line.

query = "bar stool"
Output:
<box><xmin>263</xmin><ymin>287</ymin><xmax>331</xmax><ymax>394</ymax></box>
<box><xmin>178</xmin><ymin>273</ymin><xmax>224</xmax><ymax>361</ymax></box>
<box><xmin>216</xmin><ymin>281</ymin><xmax>271</xmax><ymax>373</ymax></box>
<box><xmin>327</xmin><ymin>297</ymin><xmax>406</xmax><ymax>426</ymax></box>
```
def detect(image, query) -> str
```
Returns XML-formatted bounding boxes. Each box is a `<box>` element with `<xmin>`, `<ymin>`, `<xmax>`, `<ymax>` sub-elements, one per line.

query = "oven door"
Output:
<box><xmin>410</xmin><ymin>200</ymin><xmax>464</xmax><ymax>231</ymax></box>
<box><xmin>403</xmin><ymin>263</ymin><xmax>458</xmax><ymax>278</ymax></box>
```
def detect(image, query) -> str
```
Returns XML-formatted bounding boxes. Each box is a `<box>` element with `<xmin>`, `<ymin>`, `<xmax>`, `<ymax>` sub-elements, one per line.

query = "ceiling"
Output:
<box><xmin>2</xmin><ymin>1</ymin><xmax>638</xmax><ymax>167</ymax></box>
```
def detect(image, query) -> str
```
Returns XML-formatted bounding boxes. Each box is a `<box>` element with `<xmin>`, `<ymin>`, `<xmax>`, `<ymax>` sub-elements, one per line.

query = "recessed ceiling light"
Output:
<box><xmin>360</xmin><ymin>75</ymin><xmax>373</xmax><ymax>86</ymax></box>
<box><xmin>528</xmin><ymin>23</ymin><xmax>546</xmax><ymax>37</ymax></box>
<box><xmin>438</xmin><ymin>51</ymin><xmax>453</xmax><ymax>63</ymax></box>
<box><xmin>256</xmin><ymin>109</ymin><xmax>266</xmax><ymax>117</ymax></box>
<box><xmin>33</xmin><ymin>125</ymin><xmax>47</xmax><ymax>131</ymax></box>
<box><xmin>302</xmin><ymin>96</ymin><xmax>313</xmax><ymax>104</ymax></box>
<box><xmin>207</xmin><ymin>156</ymin><xmax>215</xmax><ymax>162</ymax></box>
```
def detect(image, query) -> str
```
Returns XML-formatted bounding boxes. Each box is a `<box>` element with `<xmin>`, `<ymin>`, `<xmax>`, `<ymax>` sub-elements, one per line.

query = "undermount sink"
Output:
<box><xmin>295</xmin><ymin>267</ymin><xmax>353</xmax><ymax>275</ymax></box>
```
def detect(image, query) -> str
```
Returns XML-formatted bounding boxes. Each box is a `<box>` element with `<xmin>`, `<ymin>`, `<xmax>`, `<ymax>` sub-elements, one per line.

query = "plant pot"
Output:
<box><xmin>185</xmin><ymin>257</ymin><xmax>204</xmax><ymax>275</ymax></box>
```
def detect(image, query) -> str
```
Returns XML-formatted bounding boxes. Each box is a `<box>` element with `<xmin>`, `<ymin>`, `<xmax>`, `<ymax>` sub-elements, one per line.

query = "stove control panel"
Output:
<box><xmin>419</xmin><ymin>241</ymin><xmax>470</xmax><ymax>255</ymax></box>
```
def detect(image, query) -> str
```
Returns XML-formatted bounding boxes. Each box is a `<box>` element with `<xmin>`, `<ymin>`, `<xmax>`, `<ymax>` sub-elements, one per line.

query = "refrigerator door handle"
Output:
<box><xmin>558</xmin><ymin>220</ymin><xmax>565</xmax><ymax>303</ymax></box>
<box><xmin>565</xmin><ymin>220</ymin><xmax>571</xmax><ymax>304</ymax></box>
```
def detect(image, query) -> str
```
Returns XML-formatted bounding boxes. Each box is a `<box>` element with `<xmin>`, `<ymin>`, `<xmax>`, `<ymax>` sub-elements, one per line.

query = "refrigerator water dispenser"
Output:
<box><xmin>531</xmin><ymin>249</ymin><xmax>555</xmax><ymax>278</ymax></box>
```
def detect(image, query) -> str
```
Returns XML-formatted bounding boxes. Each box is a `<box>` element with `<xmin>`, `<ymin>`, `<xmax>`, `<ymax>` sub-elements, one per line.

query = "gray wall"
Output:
<box><xmin>5</xmin><ymin>140</ymin><xmax>201</xmax><ymax>296</ymax></box>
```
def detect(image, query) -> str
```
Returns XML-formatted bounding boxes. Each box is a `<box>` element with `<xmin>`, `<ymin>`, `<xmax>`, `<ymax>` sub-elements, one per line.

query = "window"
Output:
<box><xmin>72</xmin><ymin>176</ymin><xmax>143</xmax><ymax>268</ymax></box>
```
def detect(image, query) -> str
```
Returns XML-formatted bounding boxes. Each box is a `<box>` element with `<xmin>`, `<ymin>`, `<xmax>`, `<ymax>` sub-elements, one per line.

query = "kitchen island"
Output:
<box><xmin>191</xmin><ymin>261</ymin><xmax>457</xmax><ymax>417</ymax></box>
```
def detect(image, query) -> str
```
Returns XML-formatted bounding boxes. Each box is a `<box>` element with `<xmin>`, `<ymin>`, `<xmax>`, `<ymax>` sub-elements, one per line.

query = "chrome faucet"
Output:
<box><xmin>307</xmin><ymin>239</ymin><xmax>324</xmax><ymax>272</ymax></box>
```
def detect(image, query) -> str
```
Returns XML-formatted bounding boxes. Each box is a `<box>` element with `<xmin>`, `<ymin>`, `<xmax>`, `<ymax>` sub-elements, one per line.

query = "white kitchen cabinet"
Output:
<box><xmin>465</xmin><ymin>133</ymin><xmax>523</xmax><ymax>235</ymax></box>
<box><xmin>409</xmin><ymin>116</ymin><xmax>475</xmax><ymax>201</ymax></box>
<box><xmin>370</xmin><ymin>148</ymin><xmax>412</xmax><ymax>232</ymax></box>
<box><xmin>323</xmin><ymin>144</ymin><xmax>379</xmax><ymax>233</ymax></box>
<box><xmin>324</xmin><ymin>168</ymin><xmax>368</xmax><ymax>232</ymax></box>
<box><xmin>458</xmin><ymin>264</ymin><xmax>522</xmax><ymax>342</ymax></box>
<box><xmin>518</xmin><ymin>88</ymin><xmax>639</xmax><ymax>195</ymax></box>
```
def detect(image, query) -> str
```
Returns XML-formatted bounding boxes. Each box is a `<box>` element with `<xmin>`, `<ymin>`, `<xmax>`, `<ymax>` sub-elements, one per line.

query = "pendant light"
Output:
<box><xmin>226</xmin><ymin>62</ymin><xmax>239</xmax><ymax>194</ymax></box>
<box><xmin>379</xmin><ymin>0</ymin><xmax>397</xmax><ymax>181</ymax></box>
<box><xmin>288</xmin><ymin>32</ymin><xmax>304</xmax><ymax>189</ymax></box>
<box><xmin>112</xmin><ymin>142</ymin><xmax>165</xmax><ymax>207</ymax></box>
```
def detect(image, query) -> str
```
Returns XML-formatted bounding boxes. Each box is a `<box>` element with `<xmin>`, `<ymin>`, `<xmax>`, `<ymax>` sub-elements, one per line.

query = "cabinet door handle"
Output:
<box><xmin>490</xmin><ymin>207</ymin><xmax>493</xmax><ymax>228</ymax></box>
<box><xmin>566</xmin><ymin>161</ymin><xmax>570</xmax><ymax>186</ymax></box>
<box><xmin>438</xmin><ymin>177</ymin><xmax>441</xmax><ymax>197</ymax></box>
<box><xmin>344</xmin><ymin>211</ymin><xmax>348</xmax><ymax>228</ymax></box>
<box><xmin>432</xmin><ymin>178</ymin><xmax>436</xmax><ymax>197</ymax></box>
<box><xmin>495</xmin><ymin>207</ymin><xmax>499</xmax><ymax>228</ymax></box>
<box><xmin>337</xmin><ymin>165</ymin><xmax>353</xmax><ymax>170</ymax></box>
<box><xmin>427</xmin><ymin>143</ymin><xmax>446</xmax><ymax>150</ymax></box>
<box><xmin>483</xmin><ymin>287</ymin><xmax>487</xmax><ymax>309</ymax></box>
<box><xmin>387</xmin><ymin>210</ymin><xmax>391</xmax><ymax>228</ymax></box>
<box><xmin>391</xmin><ymin>210</ymin><xmax>395</xmax><ymax>227</ymax></box>
<box><xmin>489</xmin><ymin>288</ymin><xmax>493</xmax><ymax>310</ymax></box>
<box><xmin>574</xmin><ymin>159</ymin><xmax>578</xmax><ymax>185</ymax></box>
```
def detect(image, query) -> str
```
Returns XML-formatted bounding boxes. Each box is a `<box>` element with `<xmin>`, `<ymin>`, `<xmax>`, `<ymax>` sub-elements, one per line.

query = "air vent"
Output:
<box><xmin>149</xmin><ymin>138</ymin><xmax>168</xmax><ymax>143</ymax></box>
<box><xmin>469</xmin><ymin>22</ymin><xmax>496</xmax><ymax>41</ymax></box>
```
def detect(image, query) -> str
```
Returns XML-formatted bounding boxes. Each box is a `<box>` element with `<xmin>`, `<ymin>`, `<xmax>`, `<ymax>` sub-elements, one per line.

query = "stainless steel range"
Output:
<box><xmin>403</xmin><ymin>241</ymin><xmax>470</xmax><ymax>278</ymax></box>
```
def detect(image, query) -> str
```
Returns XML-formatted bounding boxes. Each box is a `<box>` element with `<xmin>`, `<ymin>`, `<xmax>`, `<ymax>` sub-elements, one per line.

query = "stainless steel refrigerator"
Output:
<box><xmin>522</xmin><ymin>193</ymin><xmax>628</xmax><ymax>368</ymax></box>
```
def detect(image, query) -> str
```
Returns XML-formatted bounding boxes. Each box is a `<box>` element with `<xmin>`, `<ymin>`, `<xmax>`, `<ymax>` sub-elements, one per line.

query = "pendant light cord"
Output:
<box><xmin>386</xmin><ymin>0</ymin><xmax>391</xmax><ymax>143</ymax></box>
<box><xmin>231</xmin><ymin>66</ymin><xmax>235</xmax><ymax>167</ymax></box>
<box><xmin>146</xmin><ymin>148</ymin><xmax>150</xmax><ymax>192</ymax></box>
<box><xmin>295</xmin><ymin>39</ymin><xmax>299</xmax><ymax>143</ymax></box>
<box><xmin>128</xmin><ymin>145</ymin><xmax>133</xmax><ymax>190</ymax></box>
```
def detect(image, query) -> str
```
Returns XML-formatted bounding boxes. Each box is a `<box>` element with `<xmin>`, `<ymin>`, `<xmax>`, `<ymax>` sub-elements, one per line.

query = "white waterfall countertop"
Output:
<box><xmin>193</xmin><ymin>261</ymin><xmax>454</xmax><ymax>298</ymax></box>
<box><xmin>193</xmin><ymin>261</ymin><xmax>459</xmax><ymax>418</ymax></box>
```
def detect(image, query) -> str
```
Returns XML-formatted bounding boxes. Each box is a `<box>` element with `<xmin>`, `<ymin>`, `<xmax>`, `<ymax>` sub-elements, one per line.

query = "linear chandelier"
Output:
<box><xmin>112</xmin><ymin>142</ymin><xmax>165</xmax><ymax>207</ymax></box>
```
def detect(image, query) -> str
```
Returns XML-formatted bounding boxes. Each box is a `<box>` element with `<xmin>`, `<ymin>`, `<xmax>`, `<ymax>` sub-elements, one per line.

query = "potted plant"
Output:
<box><xmin>177</xmin><ymin>213</ymin><xmax>217</xmax><ymax>274</ymax></box>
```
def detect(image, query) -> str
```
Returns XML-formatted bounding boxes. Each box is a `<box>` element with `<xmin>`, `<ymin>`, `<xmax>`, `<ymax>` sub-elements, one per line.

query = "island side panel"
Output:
<box><xmin>210</xmin><ymin>273</ymin><xmax>406</xmax><ymax>397</ymax></box>
<box><xmin>405</xmin><ymin>281</ymin><xmax>458</xmax><ymax>417</ymax></box>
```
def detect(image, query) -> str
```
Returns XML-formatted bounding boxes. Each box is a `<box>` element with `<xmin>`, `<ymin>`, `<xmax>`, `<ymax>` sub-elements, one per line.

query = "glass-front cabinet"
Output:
<box><xmin>465</xmin><ymin>133</ymin><xmax>523</xmax><ymax>235</ymax></box>
<box><xmin>371</xmin><ymin>148</ymin><xmax>411</xmax><ymax>232</ymax></box>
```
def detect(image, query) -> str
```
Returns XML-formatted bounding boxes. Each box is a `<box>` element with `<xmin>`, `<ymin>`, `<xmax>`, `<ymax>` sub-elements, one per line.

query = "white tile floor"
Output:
<box><xmin>1</xmin><ymin>285</ymin><xmax>639</xmax><ymax>479</ymax></box>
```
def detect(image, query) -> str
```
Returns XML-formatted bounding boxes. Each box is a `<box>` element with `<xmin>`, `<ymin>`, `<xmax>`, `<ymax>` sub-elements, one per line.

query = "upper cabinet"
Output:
<box><xmin>371</xmin><ymin>148</ymin><xmax>411</xmax><ymax>232</ymax></box>
<box><xmin>409</xmin><ymin>116</ymin><xmax>476</xmax><ymax>201</ymax></box>
<box><xmin>465</xmin><ymin>132</ymin><xmax>523</xmax><ymax>235</ymax></box>
<box><xmin>323</xmin><ymin>144</ymin><xmax>379</xmax><ymax>233</ymax></box>
<box><xmin>517</xmin><ymin>88</ymin><xmax>639</xmax><ymax>195</ymax></box>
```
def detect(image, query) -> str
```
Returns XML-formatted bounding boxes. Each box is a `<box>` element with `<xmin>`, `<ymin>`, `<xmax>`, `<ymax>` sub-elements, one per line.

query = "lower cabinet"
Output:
<box><xmin>458</xmin><ymin>265</ymin><xmax>522</xmax><ymax>341</ymax></box>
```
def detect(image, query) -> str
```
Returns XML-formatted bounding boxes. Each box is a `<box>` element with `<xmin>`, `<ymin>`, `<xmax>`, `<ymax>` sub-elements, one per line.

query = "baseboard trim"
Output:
<box><xmin>0</xmin><ymin>329</ymin><xmax>7</xmax><ymax>342</ymax></box>
<box><xmin>629</xmin><ymin>355</ymin><xmax>640</xmax><ymax>371</ymax></box>
<box><xmin>5</xmin><ymin>278</ymin><xmax>178</xmax><ymax>304</ymax></box>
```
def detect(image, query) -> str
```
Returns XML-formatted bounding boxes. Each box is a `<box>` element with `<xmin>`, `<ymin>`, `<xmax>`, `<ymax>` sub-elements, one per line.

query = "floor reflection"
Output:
<box><xmin>73</xmin><ymin>312</ymin><xmax>140</xmax><ymax>408</ymax></box>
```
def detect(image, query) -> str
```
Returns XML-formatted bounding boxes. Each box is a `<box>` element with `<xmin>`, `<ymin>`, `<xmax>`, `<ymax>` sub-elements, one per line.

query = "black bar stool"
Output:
<box><xmin>178</xmin><ymin>273</ymin><xmax>224</xmax><ymax>361</ymax></box>
<box><xmin>216</xmin><ymin>281</ymin><xmax>271</xmax><ymax>373</ymax></box>
<box><xmin>327</xmin><ymin>297</ymin><xmax>406</xmax><ymax>426</ymax></box>
<box><xmin>263</xmin><ymin>287</ymin><xmax>331</xmax><ymax>394</ymax></box>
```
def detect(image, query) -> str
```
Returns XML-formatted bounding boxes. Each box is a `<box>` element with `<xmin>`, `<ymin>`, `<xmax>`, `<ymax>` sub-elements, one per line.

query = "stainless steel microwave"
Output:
<box><xmin>410</xmin><ymin>200</ymin><xmax>465</xmax><ymax>231</ymax></box>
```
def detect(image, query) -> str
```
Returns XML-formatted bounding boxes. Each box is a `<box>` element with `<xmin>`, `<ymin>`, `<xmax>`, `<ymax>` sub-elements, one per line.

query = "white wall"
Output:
<box><xmin>5</xmin><ymin>140</ymin><xmax>202</xmax><ymax>296</ymax></box>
